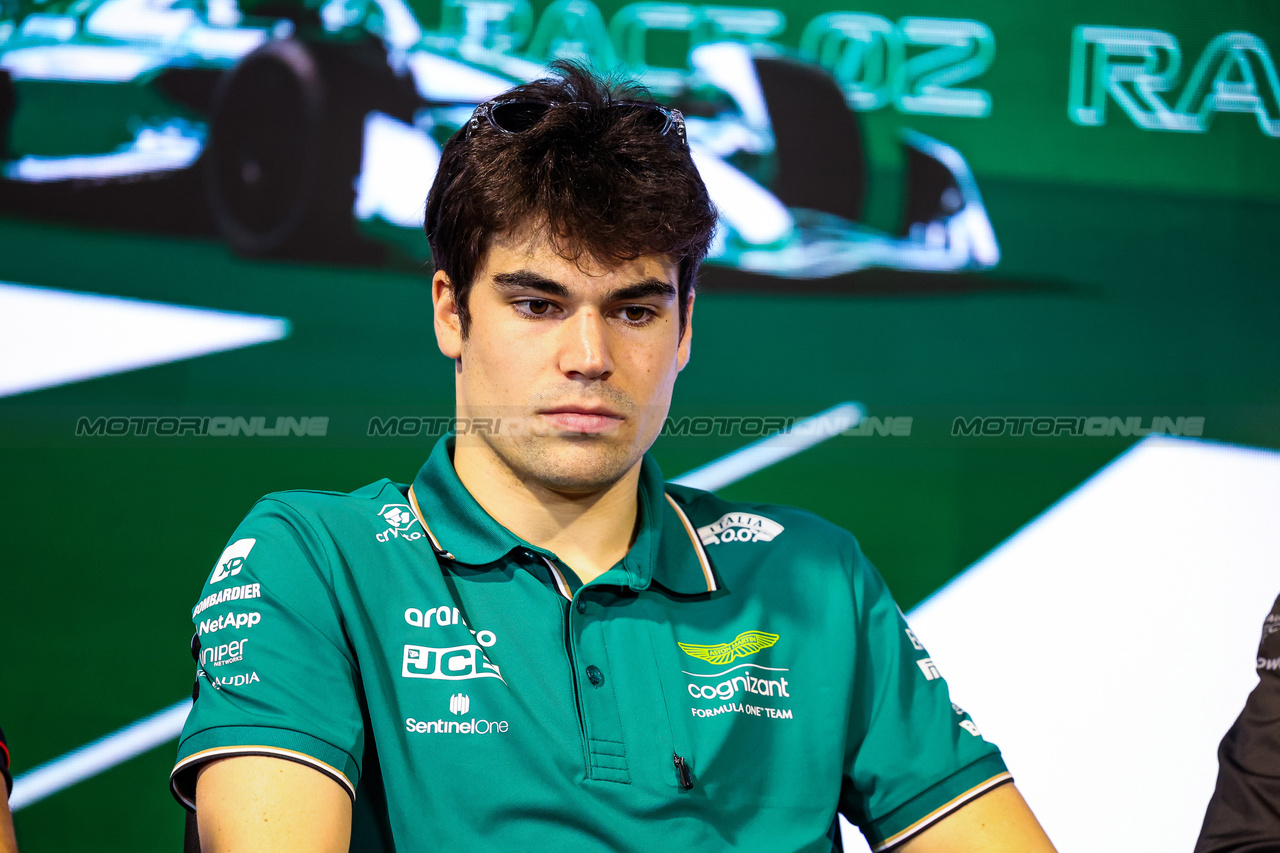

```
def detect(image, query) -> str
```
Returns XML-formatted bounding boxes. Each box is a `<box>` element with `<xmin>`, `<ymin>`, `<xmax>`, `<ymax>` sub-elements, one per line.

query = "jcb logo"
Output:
<box><xmin>402</xmin><ymin>644</ymin><xmax>505</xmax><ymax>683</ymax></box>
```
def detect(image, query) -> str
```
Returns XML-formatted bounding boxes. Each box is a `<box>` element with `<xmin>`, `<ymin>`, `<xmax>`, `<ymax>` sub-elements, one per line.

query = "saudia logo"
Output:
<box><xmin>402</xmin><ymin>644</ymin><xmax>505</xmax><ymax>683</ymax></box>
<box><xmin>696</xmin><ymin>513</ymin><xmax>785</xmax><ymax>546</ymax></box>
<box><xmin>207</xmin><ymin>671</ymin><xmax>260</xmax><ymax>690</ymax></box>
<box><xmin>210</xmin><ymin>538</ymin><xmax>255</xmax><ymax>584</ymax></box>
<box><xmin>679</xmin><ymin>631</ymin><xmax>780</xmax><ymax>665</ymax></box>
<box><xmin>377</xmin><ymin>504</ymin><xmax>423</xmax><ymax>542</ymax></box>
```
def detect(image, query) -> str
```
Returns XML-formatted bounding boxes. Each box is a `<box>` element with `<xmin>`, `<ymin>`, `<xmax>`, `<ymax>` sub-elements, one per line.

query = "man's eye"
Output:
<box><xmin>522</xmin><ymin>300</ymin><xmax>552</xmax><ymax>315</ymax></box>
<box><xmin>622</xmin><ymin>306</ymin><xmax>653</xmax><ymax>323</ymax></box>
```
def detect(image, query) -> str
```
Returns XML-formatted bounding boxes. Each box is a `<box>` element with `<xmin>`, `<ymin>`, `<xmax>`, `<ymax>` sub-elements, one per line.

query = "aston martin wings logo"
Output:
<box><xmin>678</xmin><ymin>631</ymin><xmax>780</xmax><ymax>665</ymax></box>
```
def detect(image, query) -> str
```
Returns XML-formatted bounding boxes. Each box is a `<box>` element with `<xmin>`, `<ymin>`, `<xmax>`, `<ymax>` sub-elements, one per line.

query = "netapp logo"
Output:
<box><xmin>198</xmin><ymin>611</ymin><xmax>261</xmax><ymax>636</ymax></box>
<box><xmin>402</xmin><ymin>644</ymin><xmax>505</xmax><ymax>683</ymax></box>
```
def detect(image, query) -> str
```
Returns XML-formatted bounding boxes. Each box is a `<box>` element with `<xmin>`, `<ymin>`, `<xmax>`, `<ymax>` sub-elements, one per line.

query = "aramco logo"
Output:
<box><xmin>449</xmin><ymin>693</ymin><xmax>470</xmax><ymax>716</ymax></box>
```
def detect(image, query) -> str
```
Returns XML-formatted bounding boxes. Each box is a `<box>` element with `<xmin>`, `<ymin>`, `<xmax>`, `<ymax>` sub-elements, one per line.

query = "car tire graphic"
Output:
<box><xmin>750</xmin><ymin>55</ymin><xmax>866</xmax><ymax>223</ymax></box>
<box><xmin>204</xmin><ymin>39</ymin><xmax>378</xmax><ymax>261</ymax></box>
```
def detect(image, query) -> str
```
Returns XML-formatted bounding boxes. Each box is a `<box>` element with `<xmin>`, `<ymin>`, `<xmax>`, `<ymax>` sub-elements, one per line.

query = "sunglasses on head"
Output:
<box><xmin>465</xmin><ymin>99</ymin><xmax>688</xmax><ymax>149</ymax></box>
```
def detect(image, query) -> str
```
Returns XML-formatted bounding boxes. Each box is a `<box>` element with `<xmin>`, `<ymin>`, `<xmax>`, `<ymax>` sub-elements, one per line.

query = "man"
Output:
<box><xmin>1195</xmin><ymin>592</ymin><xmax>1280</xmax><ymax>851</ymax></box>
<box><xmin>171</xmin><ymin>63</ymin><xmax>1056</xmax><ymax>851</ymax></box>
<box><xmin>1</xmin><ymin>725</ymin><xmax>18</xmax><ymax>853</ymax></box>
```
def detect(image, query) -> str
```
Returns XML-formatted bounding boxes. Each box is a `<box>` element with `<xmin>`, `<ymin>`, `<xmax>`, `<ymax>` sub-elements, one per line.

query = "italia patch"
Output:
<box><xmin>696</xmin><ymin>512</ymin><xmax>784</xmax><ymax>545</ymax></box>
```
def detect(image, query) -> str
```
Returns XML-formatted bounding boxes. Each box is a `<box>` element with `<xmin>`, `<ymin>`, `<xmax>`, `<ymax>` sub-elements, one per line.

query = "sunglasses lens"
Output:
<box><xmin>489</xmin><ymin>101</ymin><xmax>551</xmax><ymax>133</ymax></box>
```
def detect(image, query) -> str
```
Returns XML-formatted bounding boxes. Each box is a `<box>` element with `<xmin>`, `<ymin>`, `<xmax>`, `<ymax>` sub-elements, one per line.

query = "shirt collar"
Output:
<box><xmin>407</xmin><ymin>434</ymin><xmax>717</xmax><ymax>595</ymax></box>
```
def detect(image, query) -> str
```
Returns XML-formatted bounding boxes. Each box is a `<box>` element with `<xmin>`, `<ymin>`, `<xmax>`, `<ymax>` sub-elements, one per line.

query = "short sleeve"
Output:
<box><xmin>169</xmin><ymin>497</ymin><xmax>364</xmax><ymax>810</ymax></box>
<box><xmin>840</xmin><ymin>543</ymin><xmax>1010</xmax><ymax>850</ymax></box>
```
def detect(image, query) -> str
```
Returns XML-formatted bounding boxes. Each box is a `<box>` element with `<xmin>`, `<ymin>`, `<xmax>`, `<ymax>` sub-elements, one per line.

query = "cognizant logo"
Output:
<box><xmin>687</xmin><ymin>670</ymin><xmax>790</xmax><ymax>701</ymax></box>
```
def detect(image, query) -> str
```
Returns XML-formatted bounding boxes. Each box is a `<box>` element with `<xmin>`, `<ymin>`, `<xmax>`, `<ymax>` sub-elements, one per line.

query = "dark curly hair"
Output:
<box><xmin>424</xmin><ymin>61</ymin><xmax>717</xmax><ymax>336</ymax></box>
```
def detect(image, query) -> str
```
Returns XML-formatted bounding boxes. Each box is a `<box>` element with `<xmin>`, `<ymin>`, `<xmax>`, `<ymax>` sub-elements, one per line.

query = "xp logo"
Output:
<box><xmin>402</xmin><ymin>644</ymin><xmax>505</xmax><ymax>683</ymax></box>
<box><xmin>376</xmin><ymin>504</ymin><xmax>422</xmax><ymax>542</ymax></box>
<box><xmin>449</xmin><ymin>694</ymin><xmax>470</xmax><ymax>715</ymax></box>
<box><xmin>210</xmin><ymin>538</ymin><xmax>255</xmax><ymax>584</ymax></box>
<box><xmin>696</xmin><ymin>513</ymin><xmax>785</xmax><ymax>545</ymax></box>
<box><xmin>679</xmin><ymin>630</ymin><xmax>779</xmax><ymax>665</ymax></box>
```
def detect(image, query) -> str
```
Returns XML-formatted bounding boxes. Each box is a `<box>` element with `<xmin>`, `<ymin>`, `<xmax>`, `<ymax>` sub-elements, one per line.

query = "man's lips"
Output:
<box><xmin>537</xmin><ymin>407</ymin><xmax>625</xmax><ymax>434</ymax></box>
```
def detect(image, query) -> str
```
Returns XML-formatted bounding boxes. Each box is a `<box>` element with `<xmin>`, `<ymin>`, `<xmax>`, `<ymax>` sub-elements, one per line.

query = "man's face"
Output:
<box><xmin>432</xmin><ymin>229</ymin><xmax>692</xmax><ymax>494</ymax></box>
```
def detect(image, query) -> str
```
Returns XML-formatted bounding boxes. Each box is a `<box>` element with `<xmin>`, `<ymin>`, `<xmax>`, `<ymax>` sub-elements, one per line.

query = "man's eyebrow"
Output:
<box><xmin>605</xmin><ymin>279</ymin><xmax>678</xmax><ymax>303</ymax></box>
<box><xmin>490</xmin><ymin>272</ymin><xmax>677</xmax><ymax>303</ymax></box>
<box><xmin>490</xmin><ymin>271</ymin><xmax>571</xmax><ymax>297</ymax></box>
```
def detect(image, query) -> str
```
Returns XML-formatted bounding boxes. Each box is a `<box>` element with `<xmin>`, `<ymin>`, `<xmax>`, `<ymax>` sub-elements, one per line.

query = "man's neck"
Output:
<box><xmin>451</xmin><ymin>437</ymin><xmax>642</xmax><ymax>585</ymax></box>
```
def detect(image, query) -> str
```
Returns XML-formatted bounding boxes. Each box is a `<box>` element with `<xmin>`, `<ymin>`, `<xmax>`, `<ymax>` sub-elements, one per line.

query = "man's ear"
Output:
<box><xmin>432</xmin><ymin>270</ymin><xmax>463</xmax><ymax>360</ymax></box>
<box><xmin>677</xmin><ymin>290</ymin><xmax>694</xmax><ymax>372</ymax></box>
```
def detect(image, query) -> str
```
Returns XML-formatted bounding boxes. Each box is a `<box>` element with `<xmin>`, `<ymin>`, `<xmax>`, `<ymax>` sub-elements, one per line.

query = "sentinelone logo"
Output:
<box><xmin>75</xmin><ymin>416</ymin><xmax>328</xmax><ymax>437</ymax></box>
<box><xmin>952</xmin><ymin>416</ymin><xmax>1204</xmax><ymax>438</ymax></box>
<box><xmin>405</xmin><ymin>693</ymin><xmax>510</xmax><ymax>735</ymax></box>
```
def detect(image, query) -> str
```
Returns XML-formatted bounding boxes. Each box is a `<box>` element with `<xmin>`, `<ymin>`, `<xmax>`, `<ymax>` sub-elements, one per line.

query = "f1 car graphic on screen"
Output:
<box><xmin>0</xmin><ymin>0</ymin><xmax>999</xmax><ymax>278</ymax></box>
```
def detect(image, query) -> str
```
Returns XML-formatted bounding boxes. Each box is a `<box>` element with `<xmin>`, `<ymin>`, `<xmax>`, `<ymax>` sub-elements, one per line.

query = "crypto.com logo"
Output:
<box><xmin>377</xmin><ymin>504</ymin><xmax>422</xmax><ymax>542</ymax></box>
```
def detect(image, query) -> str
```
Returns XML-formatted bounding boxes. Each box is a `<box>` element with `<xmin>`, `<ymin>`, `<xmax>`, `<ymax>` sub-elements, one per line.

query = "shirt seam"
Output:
<box><xmin>873</xmin><ymin>771</ymin><xmax>1013</xmax><ymax>850</ymax></box>
<box><xmin>177</xmin><ymin>723</ymin><xmax>360</xmax><ymax>775</ymax></box>
<box><xmin>249</xmin><ymin>497</ymin><xmax>356</xmax><ymax>666</ymax></box>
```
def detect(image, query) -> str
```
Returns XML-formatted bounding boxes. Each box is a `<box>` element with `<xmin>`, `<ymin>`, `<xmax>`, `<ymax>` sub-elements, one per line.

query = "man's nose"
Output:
<box><xmin>558</xmin><ymin>309</ymin><xmax>613</xmax><ymax>380</ymax></box>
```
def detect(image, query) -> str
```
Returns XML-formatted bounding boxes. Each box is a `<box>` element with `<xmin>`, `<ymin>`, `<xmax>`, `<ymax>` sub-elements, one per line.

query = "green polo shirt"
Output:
<box><xmin>171</xmin><ymin>435</ymin><xmax>1009</xmax><ymax>851</ymax></box>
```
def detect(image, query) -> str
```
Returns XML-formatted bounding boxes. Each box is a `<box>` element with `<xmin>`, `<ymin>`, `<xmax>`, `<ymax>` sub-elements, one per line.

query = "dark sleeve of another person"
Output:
<box><xmin>0</xmin><ymin>724</ymin><xmax>11</xmax><ymax>796</ymax></box>
<box><xmin>1195</xmin><ymin>592</ymin><xmax>1280</xmax><ymax>853</ymax></box>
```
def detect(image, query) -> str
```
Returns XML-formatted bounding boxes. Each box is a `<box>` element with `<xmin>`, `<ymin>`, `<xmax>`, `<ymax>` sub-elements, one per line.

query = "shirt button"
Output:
<box><xmin>575</xmin><ymin>598</ymin><xmax>587</xmax><ymax>614</ymax></box>
<box><xmin>586</xmin><ymin>665</ymin><xmax>603</xmax><ymax>686</ymax></box>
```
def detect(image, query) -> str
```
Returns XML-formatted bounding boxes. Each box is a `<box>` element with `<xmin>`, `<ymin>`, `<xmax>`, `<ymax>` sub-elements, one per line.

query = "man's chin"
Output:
<box><xmin>511</xmin><ymin>435</ymin><xmax>640</xmax><ymax>494</ymax></box>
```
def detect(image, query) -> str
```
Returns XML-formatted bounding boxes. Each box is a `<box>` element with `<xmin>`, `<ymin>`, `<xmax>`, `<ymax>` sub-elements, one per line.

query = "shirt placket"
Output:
<box><xmin>541</xmin><ymin>554</ymin><xmax>632</xmax><ymax>785</ymax></box>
